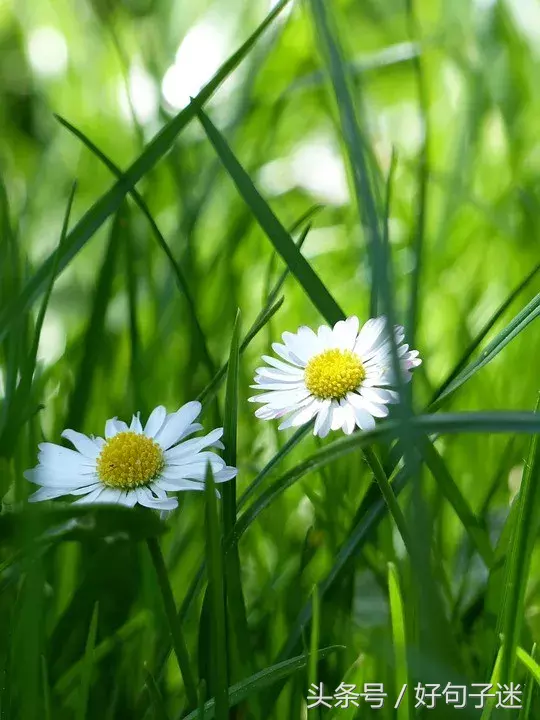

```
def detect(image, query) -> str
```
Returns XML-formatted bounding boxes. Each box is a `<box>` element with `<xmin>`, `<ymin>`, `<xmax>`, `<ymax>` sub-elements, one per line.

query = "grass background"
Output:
<box><xmin>2</xmin><ymin>0</ymin><xmax>540</xmax><ymax>717</ymax></box>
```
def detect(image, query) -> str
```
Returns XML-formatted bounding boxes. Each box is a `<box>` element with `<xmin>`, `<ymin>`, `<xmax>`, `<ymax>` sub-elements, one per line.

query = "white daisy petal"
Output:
<box><xmin>104</xmin><ymin>418</ymin><xmax>125</xmax><ymax>439</ymax></box>
<box><xmin>332</xmin><ymin>316</ymin><xmax>359</xmax><ymax>350</ymax></box>
<box><xmin>130</xmin><ymin>413</ymin><xmax>143</xmax><ymax>433</ymax></box>
<box><xmin>340</xmin><ymin>400</ymin><xmax>356</xmax><ymax>435</ymax></box>
<box><xmin>351</xmin><ymin>404</ymin><xmax>376</xmax><ymax>431</ymax></box>
<box><xmin>360</xmin><ymin>387</ymin><xmax>399</xmax><ymax>405</ymax></box>
<box><xmin>313</xmin><ymin>400</ymin><xmax>332</xmax><ymax>438</ymax></box>
<box><xmin>154</xmin><ymin>401</ymin><xmax>202</xmax><ymax>450</ymax></box>
<box><xmin>272</xmin><ymin>342</ymin><xmax>306</xmax><ymax>367</ymax></box>
<box><xmin>261</xmin><ymin>355</ymin><xmax>301</xmax><ymax>373</ymax></box>
<box><xmin>61</xmin><ymin>430</ymin><xmax>101</xmax><ymax>459</ymax></box>
<box><xmin>144</xmin><ymin>405</ymin><xmax>167</xmax><ymax>438</ymax></box>
<box><xmin>347</xmin><ymin>392</ymin><xmax>389</xmax><ymax>418</ymax></box>
<box><xmin>164</xmin><ymin>428</ymin><xmax>224</xmax><ymax>462</ymax></box>
<box><xmin>277</xmin><ymin>400</ymin><xmax>318</xmax><ymax>430</ymax></box>
<box><xmin>136</xmin><ymin>487</ymin><xmax>178</xmax><ymax>510</ymax></box>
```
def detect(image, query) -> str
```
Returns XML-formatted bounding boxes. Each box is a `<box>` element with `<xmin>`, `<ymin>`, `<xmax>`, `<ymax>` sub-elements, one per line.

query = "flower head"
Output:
<box><xmin>249</xmin><ymin>316</ymin><xmax>421</xmax><ymax>438</ymax></box>
<box><xmin>24</xmin><ymin>402</ymin><xmax>237</xmax><ymax>510</ymax></box>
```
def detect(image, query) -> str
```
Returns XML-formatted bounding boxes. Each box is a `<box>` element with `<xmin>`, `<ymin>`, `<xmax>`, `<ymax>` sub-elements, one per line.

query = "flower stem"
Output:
<box><xmin>146</xmin><ymin>537</ymin><xmax>198</xmax><ymax>709</ymax></box>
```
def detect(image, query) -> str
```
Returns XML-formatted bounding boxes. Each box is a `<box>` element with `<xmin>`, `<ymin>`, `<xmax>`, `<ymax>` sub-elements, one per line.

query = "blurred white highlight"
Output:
<box><xmin>27</xmin><ymin>26</ymin><xmax>68</xmax><ymax>79</ymax></box>
<box><xmin>119</xmin><ymin>64</ymin><xmax>159</xmax><ymax>125</ymax></box>
<box><xmin>162</xmin><ymin>16</ymin><xmax>232</xmax><ymax>111</ymax></box>
<box><xmin>259</xmin><ymin>137</ymin><xmax>349</xmax><ymax>205</ymax></box>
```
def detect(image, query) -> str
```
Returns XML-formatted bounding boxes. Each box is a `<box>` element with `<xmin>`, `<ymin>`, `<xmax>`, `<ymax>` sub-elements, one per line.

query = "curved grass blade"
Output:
<box><xmin>432</xmin><ymin>261</ymin><xmax>540</xmax><ymax>404</ymax></box>
<box><xmin>498</xmin><ymin>398</ymin><xmax>540</xmax><ymax>684</ymax></box>
<box><xmin>432</xmin><ymin>292</ymin><xmax>540</xmax><ymax>409</ymax></box>
<box><xmin>54</xmin><ymin>115</ymin><xmax>216</xmax><ymax>380</ymax></box>
<box><xmin>196</xmin><ymin>107</ymin><xmax>344</xmax><ymax>326</ymax></box>
<box><xmin>0</xmin><ymin>0</ymin><xmax>292</xmax><ymax>344</ymax></box>
<box><xmin>180</xmin><ymin>646</ymin><xmax>343</xmax><ymax>720</ymax></box>
<box><xmin>232</xmin><ymin>412</ymin><xmax>540</xmax><ymax>546</ymax></box>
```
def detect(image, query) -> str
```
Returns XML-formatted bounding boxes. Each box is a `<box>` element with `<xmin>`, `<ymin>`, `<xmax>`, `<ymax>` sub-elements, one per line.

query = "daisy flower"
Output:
<box><xmin>249</xmin><ymin>316</ymin><xmax>421</xmax><ymax>438</ymax></box>
<box><xmin>24</xmin><ymin>402</ymin><xmax>237</xmax><ymax>510</ymax></box>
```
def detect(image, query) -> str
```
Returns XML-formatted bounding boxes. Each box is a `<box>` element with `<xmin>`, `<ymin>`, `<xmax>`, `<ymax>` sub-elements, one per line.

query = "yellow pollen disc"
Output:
<box><xmin>96</xmin><ymin>431</ymin><xmax>164</xmax><ymax>489</ymax></box>
<box><xmin>305</xmin><ymin>349</ymin><xmax>365</xmax><ymax>400</ymax></box>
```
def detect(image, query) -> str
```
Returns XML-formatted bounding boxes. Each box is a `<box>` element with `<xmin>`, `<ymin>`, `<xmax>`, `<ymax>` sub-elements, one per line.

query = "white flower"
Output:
<box><xmin>24</xmin><ymin>402</ymin><xmax>237</xmax><ymax>510</ymax></box>
<box><xmin>249</xmin><ymin>316</ymin><xmax>421</xmax><ymax>438</ymax></box>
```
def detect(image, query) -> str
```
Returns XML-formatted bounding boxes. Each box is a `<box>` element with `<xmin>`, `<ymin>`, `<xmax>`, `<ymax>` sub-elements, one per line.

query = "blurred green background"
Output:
<box><xmin>2</xmin><ymin>0</ymin><xmax>540</xmax><ymax>717</ymax></box>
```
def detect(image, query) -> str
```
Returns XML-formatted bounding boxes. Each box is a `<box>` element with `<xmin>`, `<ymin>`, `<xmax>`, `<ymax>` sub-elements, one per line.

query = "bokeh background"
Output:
<box><xmin>2</xmin><ymin>0</ymin><xmax>540</xmax><ymax>717</ymax></box>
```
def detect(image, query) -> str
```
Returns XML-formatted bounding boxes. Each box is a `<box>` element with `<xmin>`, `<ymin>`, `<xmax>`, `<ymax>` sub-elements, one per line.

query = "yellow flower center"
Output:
<box><xmin>305</xmin><ymin>349</ymin><xmax>365</xmax><ymax>400</ymax></box>
<box><xmin>96</xmin><ymin>431</ymin><xmax>164</xmax><ymax>489</ymax></box>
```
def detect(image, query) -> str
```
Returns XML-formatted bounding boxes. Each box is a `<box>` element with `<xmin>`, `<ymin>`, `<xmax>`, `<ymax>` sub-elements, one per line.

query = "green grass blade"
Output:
<box><xmin>221</xmin><ymin>311</ymin><xmax>240</xmax><ymax>533</ymax></box>
<box><xmin>480</xmin><ymin>645</ymin><xmax>503</xmax><ymax>720</ymax></box>
<box><xmin>75</xmin><ymin>602</ymin><xmax>99</xmax><ymax>720</ymax></box>
<box><xmin>232</xmin><ymin>412</ymin><xmax>540</xmax><ymax>547</ymax></box>
<box><xmin>0</xmin><ymin>0</ymin><xmax>292</xmax><ymax>343</ymax></box>
<box><xmin>308</xmin><ymin>0</ymin><xmax>383</xmax><ymax>313</ymax></box>
<box><xmin>181</xmin><ymin>646</ymin><xmax>342</xmax><ymax>720</ymax></box>
<box><xmin>54</xmin><ymin>114</ymin><xmax>217</xmax><ymax>380</ymax></box>
<box><xmin>432</xmin><ymin>292</ymin><xmax>540</xmax><ymax>408</ymax></box>
<box><xmin>517</xmin><ymin>645</ymin><xmax>540</xmax><ymax>686</ymax></box>
<box><xmin>204</xmin><ymin>465</ymin><xmax>229</xmax><ymax>720</ymax></box>
<box><xmin>518</xmin><ymin>645</ymin><xmax>537</xmax><ymax>718</ymax></box>
<box><xmin>418</xmin><ymin>437</ymin><xmax>494</xmax><ymax>567</ymax></box>
<box><xmin>144</xmin><ymin>666</ymin><xmax>171</xmax><ymax>720</ymax></box>
<box><xmin>221</xmin><ymin>311</ymin><xmax>251</xmax><ymax>685</ymax></box>
<box><xmin>432</xmin><ymin>261</ymin><xmax>540</xmax><ymax>404</ymax></box>
<box><xmin>196</xmin><ymin>106</ymin><xmax>344</xmax><ymax>325</ymax></box>
<box><xmin>64</xmin><ymin>206</ymin><xmax>123</xmax><ymax>431</ymax></box>
<box><xmin>147</xmin><ymin>537</ymin><xmax>198</xmax><ymax>709</ymax></box>
<box><xmin>405</xmin><ymin>0</ymin><xmax>430</xmax><ymax>348</ymax></box>
<box><xmin>307</xmin><ymin>586</ymin><xmax>320</xmax><ymax>688</ymax></box>
<box><xmin>498</xmin><ymin>397</ymin><xmax>540</xmax><ymax>683</ymax></box>
<box><xmin>388</xmin><ymin>563</ymin><xmax>409</xmax><ymax>720</ymax></box>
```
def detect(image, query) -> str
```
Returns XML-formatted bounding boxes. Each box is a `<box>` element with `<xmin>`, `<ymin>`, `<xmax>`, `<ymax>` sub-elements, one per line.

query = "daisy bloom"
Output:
<box><xmin>249</xmin><ymin>316</ymin><xmax>421</xmax><ymax>438</ymax></box>
<box><xmin>24</xmin><ymin>402</ymin><xmax>237</xmax><ymax>510</ymax></box>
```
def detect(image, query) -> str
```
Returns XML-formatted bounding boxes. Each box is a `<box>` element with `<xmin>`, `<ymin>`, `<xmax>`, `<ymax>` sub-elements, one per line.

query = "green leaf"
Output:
<box><xmin>196</xmin><ymin>106</ymin><xmax>344</xmax><ymax>326</ymax></box>
<box><xmin>204</xmin><ymin>465</ymin><xmax>229</xmax><ymax>720</ymax></box>
<box><xmin>181</xmin><ymin>646</ymin><xmax>343</xmax><ymax>720</ymax></box>
<box><xmin>0</xmin><ymin>0</ymin><xmax>292</xmax><ymax>344</ymax></box>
